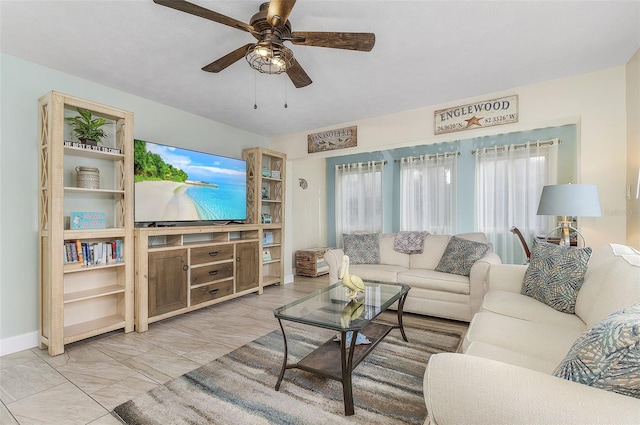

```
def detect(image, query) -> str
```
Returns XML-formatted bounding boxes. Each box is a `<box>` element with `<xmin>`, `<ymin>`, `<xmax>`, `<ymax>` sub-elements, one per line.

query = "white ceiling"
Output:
<box><xmin>1</xmin><ymin>1</ymin><xmax>639</xmax><ymax>137</ymax></box>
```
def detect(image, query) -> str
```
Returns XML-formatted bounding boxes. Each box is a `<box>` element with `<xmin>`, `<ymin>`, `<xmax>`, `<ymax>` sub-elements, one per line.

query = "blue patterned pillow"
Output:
<box><xmin>521</xmin><ymin>242</ymin><xmax>592</xmax><ymax>314</ymax></box>
<box><xmin>434</xmin><ymin>236</ymin><xmax>489</xmax><ymax>276</ymax></box>
<box><xmin>553</xmin><ymin>303</ymin><xmax>640</xmax><ymax>399</ymax></box>
<box><xmin>343</xmin><ymin>233</ymin><xmax>380</xmax><ymax>264</ymax></box>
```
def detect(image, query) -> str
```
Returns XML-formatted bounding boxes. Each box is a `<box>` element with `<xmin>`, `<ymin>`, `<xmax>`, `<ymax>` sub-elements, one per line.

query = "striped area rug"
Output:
<box><xmin>113</xmin><ymin>313</ymin><xmax>466</xmax><ymax>425</ymax></box>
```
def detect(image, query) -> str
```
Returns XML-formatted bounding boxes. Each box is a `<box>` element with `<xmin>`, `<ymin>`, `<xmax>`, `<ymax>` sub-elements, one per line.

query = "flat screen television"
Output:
<box><xmin>134</xmin><ymin>139</ymin><xmax>247</xmax><ymax>225</ymax></box>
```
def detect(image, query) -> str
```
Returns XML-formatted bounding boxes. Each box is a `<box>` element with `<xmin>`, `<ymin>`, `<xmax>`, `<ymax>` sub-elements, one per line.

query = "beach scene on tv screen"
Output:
<box><xmin>134</xmin><ymin>140</ymin><xmax>247</xmax><ymax>222</ymax></box>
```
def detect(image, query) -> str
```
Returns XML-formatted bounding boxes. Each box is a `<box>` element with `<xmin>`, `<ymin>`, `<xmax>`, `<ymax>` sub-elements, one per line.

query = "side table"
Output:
<box><xmin>295</xmin><ymin>247</ymin><xmax>334</xmax><ymax>277</ymax></box>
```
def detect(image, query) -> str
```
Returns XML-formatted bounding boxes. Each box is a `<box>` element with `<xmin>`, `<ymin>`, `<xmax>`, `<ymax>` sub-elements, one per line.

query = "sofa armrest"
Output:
<box><xmin>324</xmin><ymin>248</ymin><xmax>345</xmax><ymax>285</ymax></box>
<box><xmin>425</xmin><ymin>353</ymin><xmax>640</xmax><ymax>425</ymax></box>
<box><xmin>486</xmin><ymin>263</ymin><xmax>528</xmax><ymax>293</ymax></box>
<box><xmin>469</xmin><ymin>252</ymin><xmax>502</xmax><ymax>316</ymax></box>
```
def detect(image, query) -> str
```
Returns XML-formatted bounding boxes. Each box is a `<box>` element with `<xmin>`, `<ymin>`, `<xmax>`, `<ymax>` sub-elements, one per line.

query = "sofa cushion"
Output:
<box><xmin>343</xmin><ymin>233</ymin><xmax>380</xmax><ymax>264</ymax></box>
<box><xmin>435</xmin><ymin>236</ymin><xmax>489</xmax><ymax>276</ymax></box>
<box><xmin>481</xmin><ymin>290</ymin><xmax>587</xmax><ymax>331</ymax></box>
<box><xmin>398</xmin><ymin>269</ymin><xmax>470</xmax><ymax>295</ymax></box>
<box><xmin>466</xmin><ymin>341</ymin><xmax>559</xmax><ymax>374</ymax></box>
<box><xmin>521</xmin><ymin>242</ymin><xmax>592</xmax><ymax>314</ymax></box>
<box><xmin>348</xmin><ymin>264</ymin><xmax>408</xmax><ymax>283</ymax></box>
<box><xmin>463</xmin><ymin>311</ymin><xmax>583</xmax><ymax>363</ymax></box>
<box><xmin>409</xmin><ymin>235</ymin><xmax>451</xmax><ymax>270</ymax></box>
<box><xmin>378</xmin><ymin>233</ymin><xmax>410</xmax><ymax>268</ymax></box>
<box><xmin>575</xmin><ymin>244</ymin><xmax>640</xmax><ymax>328</ymax></box>
<box><xmin>553</xmin><ymin>303</ymin><xmax>640</xmax><ymax>399</ymax></box>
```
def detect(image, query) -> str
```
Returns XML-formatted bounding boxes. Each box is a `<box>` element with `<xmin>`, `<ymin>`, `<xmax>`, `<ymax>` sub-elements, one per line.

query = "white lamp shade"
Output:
<box><xmin>537</xmin><ymin>184</ymin><xmax>602</xmax><ymax>217</ymax></box>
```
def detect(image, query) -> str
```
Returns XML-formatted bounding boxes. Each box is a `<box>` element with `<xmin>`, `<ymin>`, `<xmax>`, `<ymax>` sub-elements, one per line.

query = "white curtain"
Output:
<box><xmin>399</xmin><ymin>152</ymin><xmax>457</xmax><ymax>234</ymax></box>
<box><xmin>475</xmin><ymin>140</ymin><xmax>558</xmax><ymax>264</ymax></box>
<box><xmin>335</xmin><ymin>161</ymin><xmax>384</xmax><ymax>246</ymax></box>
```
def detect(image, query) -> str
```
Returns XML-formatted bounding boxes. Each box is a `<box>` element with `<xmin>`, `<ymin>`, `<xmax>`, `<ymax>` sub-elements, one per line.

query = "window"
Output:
<box><xmin>475</xmin><ymin>140</ymin><xmax>558</xmax><ymax>263</ymax></box>
<box><xmin>399</xmin><ymin>152</ymin><xmax>458</xmax><ymax>234</ymax></box>
<box><xmin>335</xmin><ymin>161</ymin><xmax>384</xmax><ymax>246</ymax></box>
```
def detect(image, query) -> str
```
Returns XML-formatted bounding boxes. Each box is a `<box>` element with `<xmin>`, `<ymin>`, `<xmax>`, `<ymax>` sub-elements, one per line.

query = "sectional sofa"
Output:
<box><xmin>324</xmin><ymin>232</ymin><xmax>501</xmax><ymax>322</ymax></box>
<box><xmin>424</xmin><ymin>243</ymin><xmax>640</xmax><ymax>424</ymax></box>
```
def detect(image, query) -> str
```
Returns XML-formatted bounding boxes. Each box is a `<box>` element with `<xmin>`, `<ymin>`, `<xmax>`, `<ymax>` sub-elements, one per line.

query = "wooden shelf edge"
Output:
<box><xmin>263</xmin><ymin>275</ymin><xmax>281</xmax><ymax>286</ymax></box>
<box><xmin>64</xmin><ymin>187</ymin><xmax>125</xmax><ymax>195</ymax></box>
<box><xmin>64</xmin><ymin>145</ymin><xmax>125</xmax><ymax>160</ymax></box>
<box><xmin>263</xmin><ymin>259</ymin><xmax>281</xmax><ymax>265</ymax></box>
<box><xmin>63</xmin><ymin>285</ymin><xmax>125</xmax><ymax>303</ymax></box>
<box><xmin>64</xmin><ymin>315</ymin><xmax>126</xmax><ymax>344</ymax></box>
<box><xmin>64</xmin><ymin>228</ymin><xmax>126</xmax><ymax>239</ymax></box>
<box><xmin>64</xmin><ymin>261</ymin><xmax>125</xmax><ymax>273</ymax></box>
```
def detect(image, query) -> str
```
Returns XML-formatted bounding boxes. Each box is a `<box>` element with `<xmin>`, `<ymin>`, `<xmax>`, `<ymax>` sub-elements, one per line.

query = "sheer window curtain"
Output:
<box><xmin>399</xmin><ymin>152</ymin><xmax>457</xmax><ymax>234</ymax></box>
<box><xmin>475</xmin><ymin>140</ymin><xmax>558</xmax><ymax>264</ymax></box>
<box><xmin>335</xmin><ymin>161</ymin><xmax>384</xmax><ymax>247</ymax></box>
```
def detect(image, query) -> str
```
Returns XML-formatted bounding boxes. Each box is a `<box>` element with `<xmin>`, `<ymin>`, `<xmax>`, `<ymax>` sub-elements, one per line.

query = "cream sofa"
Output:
<box><xmin>324</xmin><ymin>232</ymin><xmax>501</xmax><ymax>322</ymax></box>
<box><xmin>424</xmin><ymin>243</ymin><xmax>640</xmax><ymax>425</ymax></box>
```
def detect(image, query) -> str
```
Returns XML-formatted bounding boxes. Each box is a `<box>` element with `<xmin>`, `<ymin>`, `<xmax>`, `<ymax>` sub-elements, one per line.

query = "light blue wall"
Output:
<box><xmin>0</xmin><ymin>53</ymin><xmax>269</xmax><ymax>349</ymax></box>
<box><xmin>326</xmin><ymin>124</ymin><xmax>577</xmax><ymax>247</ymax></box>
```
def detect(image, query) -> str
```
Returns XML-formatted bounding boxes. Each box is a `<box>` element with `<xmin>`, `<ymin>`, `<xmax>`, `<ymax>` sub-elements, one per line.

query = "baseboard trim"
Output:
<box><xmin>3</xmin><ymin>277</ymin><xmax>297</xmax><ymax>356</ymax></box>
<box><xmin>1</xmin><ymin>331</ymin><xmax>39</xmax><ymax>357</ymax></box>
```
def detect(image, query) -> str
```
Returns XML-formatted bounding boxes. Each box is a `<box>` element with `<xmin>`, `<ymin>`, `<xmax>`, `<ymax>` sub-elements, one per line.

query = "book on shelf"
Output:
<box><xmin>64</xmin><ymin>140</ymin><xmax>121</xmax><ymax>154</ymax></box>
<box><xmin>75</xmin><ymin>240</ymin><xmax>83</xmax><ymax>265</ymax></box>
<box><xmin>64</xmin><ymin>239</ymin><xmax>123</xmax><ymax>267</ymax></box>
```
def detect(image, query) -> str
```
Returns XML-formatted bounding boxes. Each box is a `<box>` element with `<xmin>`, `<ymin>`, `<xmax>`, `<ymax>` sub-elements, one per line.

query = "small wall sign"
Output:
<box><xmin>308</xmin><ymin>125</ymin><xmax>357</xmax><ymax>153</ymax></box>
<box><xmin>70</xmin><ymin>211</ymin><xmax>106</xmax><ymax>230</ymax></box>
<box><xmin>434</xmin><ymin>95</ymin><xmax>518</xmax><ymax>135</ymax></box>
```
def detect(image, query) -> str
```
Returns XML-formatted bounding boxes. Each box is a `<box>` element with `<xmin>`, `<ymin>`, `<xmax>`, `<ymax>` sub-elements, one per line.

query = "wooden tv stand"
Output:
<box><xmin>134</xmin><ymin>224</ymin><xmax>281</xmax><ymax>332</ymax></box>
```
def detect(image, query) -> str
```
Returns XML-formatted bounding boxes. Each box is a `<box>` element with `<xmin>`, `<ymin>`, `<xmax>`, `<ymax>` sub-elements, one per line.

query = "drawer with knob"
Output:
<box><xmin>191</xmin><ymin>244</ymin><xmax>234</xmax><ymax>265</ymax></box>
<box><xmin>190</xmin><ymin>262</ymin><xmax>234</xmax><ymax>286</ymax></box>
<box><xmin>190</xmin><ymin>280</ymin><xmax>234</xmax><ymax>306</ymax></box>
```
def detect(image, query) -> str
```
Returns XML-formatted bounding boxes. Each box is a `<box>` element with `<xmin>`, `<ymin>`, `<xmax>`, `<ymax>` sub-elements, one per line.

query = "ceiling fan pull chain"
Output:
<box><xmin>254</xmin><ymin>69</ymin><xmax>258</xmax><ymax>110</ymax></box>
<box><xmin>284</xmin><ymin>75</ymin><xmax>288</xmax><ymax>109</ymax></box>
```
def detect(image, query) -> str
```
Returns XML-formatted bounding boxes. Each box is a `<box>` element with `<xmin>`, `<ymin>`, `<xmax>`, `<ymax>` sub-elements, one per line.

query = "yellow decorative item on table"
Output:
<box><xmin>340</xmin><ymin>255</ymin><xmax>365</xmax><ymax>299</ymax></box>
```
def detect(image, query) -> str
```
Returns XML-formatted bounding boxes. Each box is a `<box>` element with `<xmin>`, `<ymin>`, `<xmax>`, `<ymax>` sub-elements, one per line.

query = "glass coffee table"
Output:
<box><xmin>273</xmin><ymin>280</ymin><xmax>410</xmax><ymax>416</ymax></box>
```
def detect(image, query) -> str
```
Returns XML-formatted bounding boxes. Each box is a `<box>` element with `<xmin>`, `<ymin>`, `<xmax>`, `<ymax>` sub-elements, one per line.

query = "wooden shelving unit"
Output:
<box><xmin>243</xmin><ymin>147</ymin><xmax>286</xmax><ymax>287</ymax></box>
<box><xmin>38</xmin><ymin>91</ymin><xmax>134</xmax><ymax>356</ymax></box>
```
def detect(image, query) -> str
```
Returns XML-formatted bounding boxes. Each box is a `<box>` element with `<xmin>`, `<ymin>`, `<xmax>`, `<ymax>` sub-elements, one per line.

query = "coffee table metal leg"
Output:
<box><xmin>275</xmin><ymin>318</ymin><xmax>288</xmax><ymax>391</ymax></box>
<box><xmin>340</xmin><ymin>330</ymin><xmax>358</xmax><ymax>416</ymax></box>
<box><xmin>397</xmin><ymin>292</ymin><xmax>409</xmax><ymax>342</ymax></box>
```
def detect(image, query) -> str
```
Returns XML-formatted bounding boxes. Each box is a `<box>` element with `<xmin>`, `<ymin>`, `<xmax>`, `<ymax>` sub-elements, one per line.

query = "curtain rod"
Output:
<box><xmin>335</xmin><ymin>160</ymin><xmax>387</xmax><ymax>168</ymax></box>
<box><xmin>394</xmin><ymin>151</ymin><xmax>460</xmax><ymax>163</ymax></box>
<box><xmin>472</xmin><ymin>138</ymin><xmax>561</xmax><ymax>154</ymax></box>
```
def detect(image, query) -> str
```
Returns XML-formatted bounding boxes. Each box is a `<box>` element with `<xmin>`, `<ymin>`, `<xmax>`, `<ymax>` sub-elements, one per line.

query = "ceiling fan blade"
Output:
<box><xmin>267</xmin><ymin>0</ymin><xmax>296</xmax><ymax>28</ymax></box>
<box><xmin>201</xmin><ymin>44</ymin><xmax>253</xmax><ymax>73</ymax></box>
<box><xmin>290</xmin><ymin>32</ymin><xmax>375</xmax><ymax>52</ymax></box>
<box><xmin>286</xmin><ymin>59</ymin><xmax>312</xmax><ymax>88</ymax></box>
<box><xmin>153</xmin><ymin>0</ymin><xmax>253</xmax><ymax>33</ymax></box>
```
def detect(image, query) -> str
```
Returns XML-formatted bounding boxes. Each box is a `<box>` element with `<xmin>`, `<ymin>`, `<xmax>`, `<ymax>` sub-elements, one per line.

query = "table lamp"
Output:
<box><xmin>536</xmin><ymin>184</ymin><xmax>601</xmax><ymax>246</ymax></box>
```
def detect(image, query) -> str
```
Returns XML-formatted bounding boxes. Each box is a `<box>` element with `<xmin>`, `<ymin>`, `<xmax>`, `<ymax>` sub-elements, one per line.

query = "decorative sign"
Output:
<box><xmin>308</xmin><ymin>125</ymin><xmax>357</xmax><ymax>153</ymax></box>
<box><xmin>64</xmin><ymin>140</ymin><xmax>121</xmax><ymax>154</ymax></box>
<box><xmin>434</xmin><ymin>95</ymin><xmax>518</xmax><ymax>135</ymax></box>
<box><xmin>70</xmin><ymin>211</ymin><xmax>106</xmax><ymax>229</ymax></box>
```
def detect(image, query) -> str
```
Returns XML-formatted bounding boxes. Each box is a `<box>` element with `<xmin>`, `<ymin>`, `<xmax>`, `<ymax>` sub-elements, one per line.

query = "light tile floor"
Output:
<box><xmin>1</xmin><ymin>277</ymin><xmax>330</xmax><ymax>425</ymax></box>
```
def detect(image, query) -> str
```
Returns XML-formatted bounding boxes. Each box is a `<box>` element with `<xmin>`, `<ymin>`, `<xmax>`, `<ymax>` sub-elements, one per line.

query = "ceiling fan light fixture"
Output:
<box><xmin>246</xmin><ymin>42</ymin><xmax>292</xmax><ymax>74</ymax></box>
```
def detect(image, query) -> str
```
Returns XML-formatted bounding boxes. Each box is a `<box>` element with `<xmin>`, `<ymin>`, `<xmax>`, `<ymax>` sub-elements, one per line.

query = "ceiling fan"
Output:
<box><xmin>153</xmin><ymin>0</ymin><xmax>375</xmax><ymax>88</ymax></box>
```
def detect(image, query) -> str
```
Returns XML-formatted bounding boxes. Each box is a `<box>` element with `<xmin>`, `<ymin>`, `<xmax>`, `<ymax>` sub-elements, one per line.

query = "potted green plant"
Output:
<box><xmin>65</xmin><ymin>108</ymin><xmax>108</xmax><ymax>146</ymax></box>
